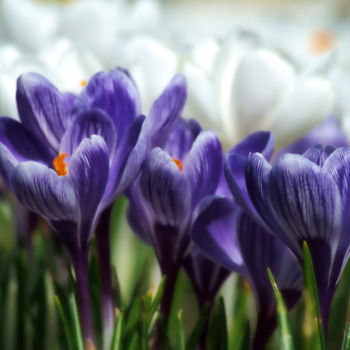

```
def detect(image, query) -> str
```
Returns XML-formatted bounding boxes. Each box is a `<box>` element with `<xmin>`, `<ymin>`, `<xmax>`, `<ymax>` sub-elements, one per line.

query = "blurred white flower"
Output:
<box><xmin>39</xmin><ymin>38</ymin><xmax>103</xmax><ymax>93</ymax></box>
<box><xmin>1</xmin><ymin>0</ymin><xmax>60</xmax><ymax>52</ymax></box>
<box><xmin>181</xmin><ymin>34</ymin><xmax>335</xmax><ymax>150</ymax></box>
<box><xmin>111</xmin><ymin>35</ymin><xmax>178</xmax><ymax>112</ymax></box>
<box><xmin>0</xmin><ymin>39</ymin><xmax>103</xmax><ymax>119</ymax></box>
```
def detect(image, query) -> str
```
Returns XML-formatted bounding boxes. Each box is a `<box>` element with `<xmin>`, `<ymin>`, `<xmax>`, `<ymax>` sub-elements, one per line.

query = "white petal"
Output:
<box><xmin>270</xmin><ymin>77</ymin><xmax>336</xmax><ymax>148</ymax></box>
<box><xmin>232</xmin><ymin>49</ymin><xmax>295</xmax><ymax>137</ymax></box>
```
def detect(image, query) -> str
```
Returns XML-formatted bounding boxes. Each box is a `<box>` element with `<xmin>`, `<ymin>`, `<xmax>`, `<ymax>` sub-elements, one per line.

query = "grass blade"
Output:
<box><xmin>111</xmin><ymin>311</ymin><xmax>124</xmax><ymax>350</ymax></box>
<box><xmin>342</xmin><ymin>320</ymin><xmax>350</xmax><ymax>350</ymax></box>
<box><xmin>186</xmin><ymin>303</ymin><xmax>209</xmax><ymax>350</ymax></box>
<box><xmin>68</xmin><ymin>293</ymin><xmax>84</xmax><ymax>350</ymax></box>
<box><xmin>54</xmin><ymin>296</ymin><xmax>74</xmax><ymax>350</ymax></box>
<box><xmin>267</xmin><ymin>268</ymin><xmax>294</xmax><ymax>350</ymax></box>
<box><xmin>302</xmin><ymin>241</ymin><xmax>326</xmax><ymax>350</ymax></box>
<box><xmin>176</xmin><ymin>310</ymin><xmax>185</xmax><ymax>350</ymax></box>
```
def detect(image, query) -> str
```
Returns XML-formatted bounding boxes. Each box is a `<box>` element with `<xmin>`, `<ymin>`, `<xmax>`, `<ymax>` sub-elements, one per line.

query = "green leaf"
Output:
<box><xmin>54</xmin><ymin>296</ymin><xmax>74</xmax><ymax>350</ymax></box>
<box><xmin>125</xmin><ymin>296</ymin><xmax>141</xmax><ymax>334</ymax></box>
<box><xmin>342</xmin><ymin>320</ymin><xmax>350</xmax><ymax>350</ymax></box>
<box><xmin>267</xmin><ymin>268</ymin><xmax>294</xmax><ymax>350</ymax></box>
<box><xmin>208</xmin><ymin>297</ymin><xmax>228</xmax><ymax>350</ymax></box>
<box><xmin>111</xmin><ymin>311</ymin><xmax>124</xmax><ymax>350</ymax></box>
<box><xmin>68</xmin><ymin>293</ymin><xmax>84</xmax><ymax>350</ymax></box>
<box><xmin>186</xmin><ymin>303</ymin><xmax>210</xmax><ymax>350</ymax></box>
<box><xmin>229</xmin><ymin>276</ymin><xmax>250</xmax><ymax>349</ymax></box>
<box><xmin>302</xmin><ymin>241</ymin><xmax>326</xmax><ymax>350</ymax></box>
<box><xmin>176</xmin><ymin>310</ymin><xmax>185</xmax><ymax>350</ymax></box>
<box><xmin>144</xmin><ymin>277</ymin><xmax>165</xmax><ymax>331</ymax></box>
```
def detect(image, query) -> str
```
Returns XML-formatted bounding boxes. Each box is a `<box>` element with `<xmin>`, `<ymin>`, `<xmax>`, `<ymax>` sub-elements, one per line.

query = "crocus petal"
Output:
<box><xmin>76</xmin><ymin>68</ymin><xmax>141</xmax><ymax>146</ymax></box>
<box><xmin>230</xmin><ymin>131</ymin><xmax>274</xmax><ymax>160</ymax></box>
<box><xmin>60</xmin><ymin>108</ymin><xmax>116</xmax><ymax>156</ymax></box>
<box><xmin>268</xmin><ymin>154</ymin><xmax>342</xmax><ymax>258</ymax></box>
<box><xmin>68</xmin><ymin>135</ymin><xmax>109</xmax><ymax>244</ymax></box>
<box><xmin>183</xmin><ymin>247</ymin><xmax>230</xmax><ymax>304</ymax></box>
<box><xmin>236</xmin><ymin>210</ymin><xmax>302</xmax><ymax>312</ymax></box>
<box><xmin>191</xmin><ymin>196</ymin><xmax>243</xmax><ymax>272</ymax></box>
<box><xmin>62</xmin><ymin>92</ymin><xmax>77</xmax><ymax>116</ymax></box>
<box><xmin>16</xmin><ymin>73</ymin><xmax>66</xmax><ymax>151</ymax></box>
<box><xmin>0</xmin><ymin>117</ymin><xmax>53</xmax><ymax>163</ymax></box>
<box><xmin>140</xmin><ymin>148</ymin><xmax>191</xmax><ymax>228</ymax></box>
<box><xmin>11</xmin><ymin>162</ymin><xmax>77</xmax><ymax>221</ymax></box>
<box><xmin>106</xmin><ymin>115</ymin><xmax>147</xmax><ymax>201</ymax></box>
<box><xmin>142</xmin><ymin>74</ymin><xmax>187</xmax><ymax>147</ymax></box>
<box><xmin>271</xmin><ymin>77</ymin><xmax>335</xmax><ymax>148</ymax></box>
<box><xmin>163</xmin><ymin>118</ymin><xmax>202</xmax><ymax>160</ymax></box>
<box><xmin>126</xmin><ymin>180</ymin><xmax>154</xmax><ymax>245</ymax></box>
<box><xmin>233</xmin><ymin>49</ymin><xmax>295</xmax><ymax>137</ymax></box>
<box><xmin>303</xmin><ymin>144</ymin><xmax>336</xmax><ymax>167</ymax></box>
<box><xmin>323</xmin><ymin>147</ymin><xmax>350</xmax><ymax>285</ymax></box>
<box><xmin>245</xmin><ymin>153</ymin><xmax>281</xmax><ymax>233</ymax></box>
<box><xmin>183</xmin><ymin>131</ymin><xmax>222</xmax><ymax>207</ymax></box>
<box><xmin>0</xmin><ymin>143</ymin><xmax>19</xmax><ymax>188</ymax></box>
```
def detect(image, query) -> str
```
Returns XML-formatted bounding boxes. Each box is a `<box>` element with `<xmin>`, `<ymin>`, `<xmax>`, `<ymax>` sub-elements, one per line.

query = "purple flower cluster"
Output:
<box><xmin>0</xmin><ymin>68</ymin><xmax>349</xmax><ymax>349</ymax></box>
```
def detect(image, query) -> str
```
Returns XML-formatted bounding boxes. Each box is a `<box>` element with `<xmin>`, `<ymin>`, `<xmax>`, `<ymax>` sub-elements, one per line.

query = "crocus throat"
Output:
<box><xmin>53</xmin><ymin>153</ymin><xmax>68</xmax><ymax>176</ymax></box>
<box><xmin>172</xmin><ymin>158</ymin><xmax>183</xmax><ymax>172</ymax></box>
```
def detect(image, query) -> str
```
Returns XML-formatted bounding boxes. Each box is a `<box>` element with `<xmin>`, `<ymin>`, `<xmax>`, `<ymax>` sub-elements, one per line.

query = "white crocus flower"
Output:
<box><xmin>0</xmin><ymin>39</ymin><xmax>103</xmax><ymax>119</ymax></box>
<box><xmin>1</xmin><ymin>0</ymin><xmax>60</xmax><ymax>52</ymax></box>
<box><xmin>110</xmin><ymin>35</ymin><xmax>178</xmax><ymax>112</ymax></box>
<box><xmin>61</xmin><ymin>0</ymin><xmax>121</xmax><ymax>64</ymax></box>
<box><xmin>39</xmin><ymin>38</ymin><xmax>104</xmax><ymax>93</ymax></box>
<box><xmin>182</xmin><ymin>35</ymin><xmax>335</xmax><ymax>150</ymax></box>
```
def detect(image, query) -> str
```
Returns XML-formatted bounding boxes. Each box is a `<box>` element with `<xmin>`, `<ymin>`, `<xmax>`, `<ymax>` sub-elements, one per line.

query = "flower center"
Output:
<box><xmin>310</xmin><ymin>29</ymin><xmax>335</xmax><ymax>54</ymax></box>
<box><xmin>172</xmin><ymin>158</ymin><xmax>183</xmax><ymax>172</ymax></box>
<box><xmin>80</xmin><ymin>80</ymin><xmax>87</xmax><ymax>87</ymax></box>
<box><xmin>53</xmin><ymin>153</ymin><xmax>68</xmax><ymax>176</ymax></box>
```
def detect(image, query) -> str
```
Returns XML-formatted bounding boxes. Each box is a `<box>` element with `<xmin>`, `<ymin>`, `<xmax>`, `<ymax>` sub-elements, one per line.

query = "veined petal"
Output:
<box><xmin>163</xmin><ymin>118</ymin><xmax>202</xmax><ymax>160</ymax></box>
<box><xmin>68</xmin><ymin>135</ymin><xmax>109</xmax><ymax>244</ymax></box>
<box><xmin>0</xmin><ymin>143</ymin><xmax>19</xmax><ymax>188</ymax></box>
<box><xmin>60</xmin><ymin>108</ymin><xmax>116</xmax><ymax>156</ymax></box>
<box><xmin>11</xmin><ymin>161</ymin><xmax>77</xmax><ymax>221</ymax></box>
<box><xmin>268</xmin><ymin>154</ymin><xmax>342</xmax><ymax>258</ymax></box>
<box><xmin>143</xmin><ymin>74</ymin><xmax>187</xmax><ymax>147</ymax></box>
<box><xmin>140</xmin><ymin>148</ymin><xmax>191</xmax><ymax>227</ymax></box>
<box><xmin>16</xmin><ymin>73</ymin><xmax>66</xmax><ymax>151</ymax></box>
<box><xmin>245</xmin><ymin>153</ymin><xmax>279</xmax><ymax>231</ymax></box>
<box><xmin>0</xmin><ymin>117</ymin><xmax>53</xmax><ymax>163</ymax></box>
<box><xmin>76</xmin><ymin>68</ymin><xmax>141</xmax><ymax>146</ymax></box>
<box><xmin>106</xmin><ymin>115</ymin><xmax>147</xmax><ymax>202</ymax></box>
<box><xmin>303</xmin><ymin>144</ymin><xmax>336</xmax><ymax>167</ymax></box>
<box><xmin>191</xmin><ymin>196</ymin><xmax>243</xmax><ymax>272</ymax></box>
<box><xmin>230</xmin><ymin>131</ymin><xmax>274</xmax><ymax>160</ymax></box>
<box><xmin>126</xmin><ymin>180</ymin><xmax>154</xmax><ymax>245</ymax></box>
<box><xmin>236</xmin><ymin>210</ymin><xmax>302</xmax><ymax>312</ymax></box>
<box><xmin>183</xmin><ymin>131</ymin><xmax>222</xmax><ymax>207</ymax></box>
<box><xmin>323</xmin><ymin>147</ymin><xmax>350</xmax><ymax>285</ymax></box>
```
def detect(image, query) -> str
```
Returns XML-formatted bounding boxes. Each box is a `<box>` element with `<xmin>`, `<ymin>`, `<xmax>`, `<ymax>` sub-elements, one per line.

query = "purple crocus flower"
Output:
<box><xmin>126</xmin><ymin>118</ymin><xmax>222</xmax><ymax>336</ymax></box>
<box><xmin>192</xmin><ymin>131</ymin><xmax>302</xmax><ymax>349</ymax></box>
<box><xmin>225</xmin><ymin>121</ymin><xmax>349</xmax><ymax>332</ymax></box>
<box><xmin>0</xmin><ymin>69</ymin><xmax>186</xmax><ymax>346</ymax></box>
<box><xmin>70</xmin><ymin>68</ymin><xmax>186</xmax><ymax>346</ymax></box>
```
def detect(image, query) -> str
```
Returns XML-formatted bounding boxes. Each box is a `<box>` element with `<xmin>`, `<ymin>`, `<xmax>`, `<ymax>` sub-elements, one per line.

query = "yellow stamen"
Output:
<box><xmin>80</xmin><ymin>80</ymin><xmax>87</xmax><ymax>87</ymax></box>
<box><xmin>172</xmin><ymin>158</ymin><xmax>183</xmax><ymax>172</ymax></box>
<box><xmin>310</xmin><ymin>29</ymin><xmax>335</xmax><ymax>54</ymax></box>
<box><xmin>53</xmin><ymin>153</ymin><xmax>68</xmax><ymax>176</ymax></box>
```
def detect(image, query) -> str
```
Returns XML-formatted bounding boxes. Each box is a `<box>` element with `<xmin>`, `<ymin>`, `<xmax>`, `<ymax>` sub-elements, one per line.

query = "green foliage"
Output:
<box><xmin>268</xmin><ymin>268</ymin><xmax>294</xmax><ymax>350</ymax></box>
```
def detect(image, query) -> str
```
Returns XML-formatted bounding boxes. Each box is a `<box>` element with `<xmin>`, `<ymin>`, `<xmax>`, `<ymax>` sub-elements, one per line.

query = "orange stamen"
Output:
<box><xmin>172</xmin><ymin>158</ymin><xmax>183</xmax><ymax>172</ymax></box>
<box><xmin>310</xmin><ymin>29</ymin><xmax>335</xmax><ymax>54</ymax></box>
<box><xmin>80</xmin><ymin>80</ymin><xmax>87</xmax><ymax>87</ymax></box>
<box><xmin>53</xmin><ymin>153</ymin><xmax>68</xmax><ymax>176</ymax></box>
